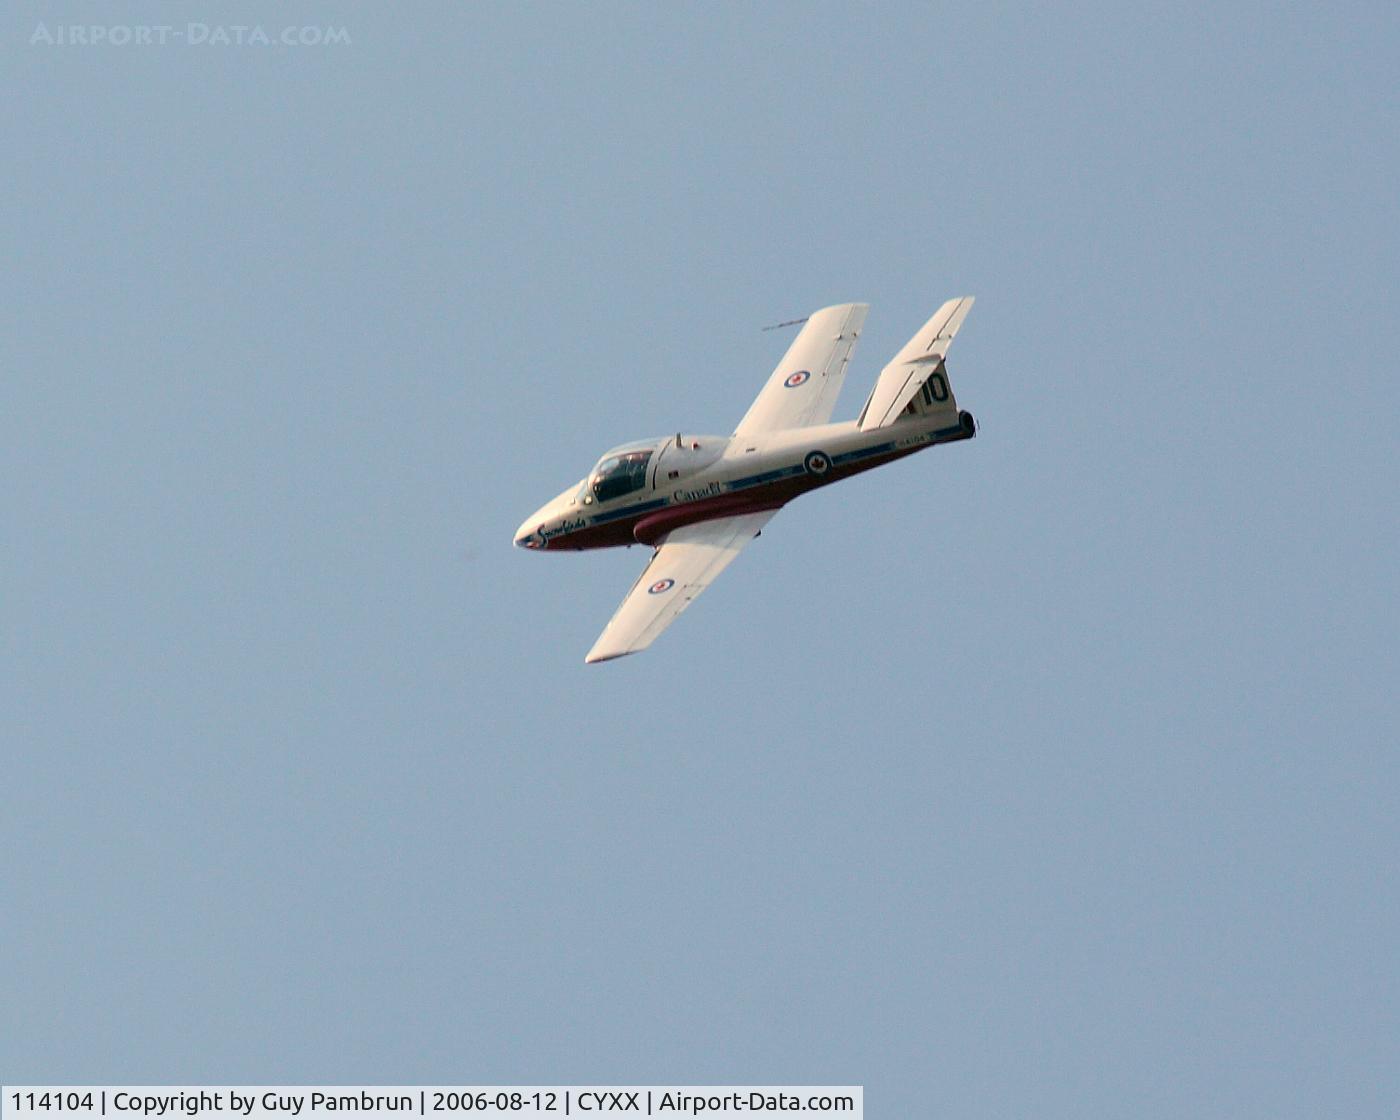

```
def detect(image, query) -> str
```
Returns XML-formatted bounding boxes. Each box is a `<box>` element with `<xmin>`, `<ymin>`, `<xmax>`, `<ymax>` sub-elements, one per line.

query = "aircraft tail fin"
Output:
<box><xmin>857</xmin><ymin>297</ymin><xmax>973</xmax><ymax>430</ymax></box>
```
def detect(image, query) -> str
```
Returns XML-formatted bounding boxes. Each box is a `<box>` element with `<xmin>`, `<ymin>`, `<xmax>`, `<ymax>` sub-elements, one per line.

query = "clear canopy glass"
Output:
<box><xmin>582</xmin><ymin>438</ymin><xmax>662</xmax><ymax>504</ymax></box>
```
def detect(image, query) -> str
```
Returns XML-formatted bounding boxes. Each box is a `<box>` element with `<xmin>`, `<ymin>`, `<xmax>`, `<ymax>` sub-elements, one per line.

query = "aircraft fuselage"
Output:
<box><xmin>515</xmin><ymin>408</ymin><xmax>976</xmax><ymax>552</ymax></box>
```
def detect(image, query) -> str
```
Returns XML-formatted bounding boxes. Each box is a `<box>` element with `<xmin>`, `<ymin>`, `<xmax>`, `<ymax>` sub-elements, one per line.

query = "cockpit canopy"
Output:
<box><xmin>581</xmin><ymin>438</ymin><xmax>663</xmax><ymax>505</ymax></box>
<box><xmin>576</xmin><ymin>433</ymin><xmax>731</xmax><ymax>506</ymax></box>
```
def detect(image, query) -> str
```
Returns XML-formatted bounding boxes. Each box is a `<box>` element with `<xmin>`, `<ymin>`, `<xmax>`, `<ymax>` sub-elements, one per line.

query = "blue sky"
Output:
<box><xmin>4</xmin><ymin>4</ymin><xmax>1398</xmax><ymax>1115</ymax></box>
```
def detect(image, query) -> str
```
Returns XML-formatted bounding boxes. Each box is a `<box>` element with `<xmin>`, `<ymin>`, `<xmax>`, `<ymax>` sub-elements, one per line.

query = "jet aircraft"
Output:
<box><xmin>515</xmin><ymin>299</ymin><xmax>978</xmax><ymax>663</ymax></box>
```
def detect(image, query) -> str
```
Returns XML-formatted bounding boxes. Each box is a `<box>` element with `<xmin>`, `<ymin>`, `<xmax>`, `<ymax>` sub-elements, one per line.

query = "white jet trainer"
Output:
<box><xmin>514</xmin><ymin>298</ymin><xmax>978</xmax><ymax>663</ymax></box>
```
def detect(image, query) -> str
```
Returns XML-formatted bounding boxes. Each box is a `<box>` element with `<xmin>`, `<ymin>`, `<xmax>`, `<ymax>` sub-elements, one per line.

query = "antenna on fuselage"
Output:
<box><xmin>761</xmin><ymin>316</ymin><xmax>808</xmax><ymax>332</ymax></box>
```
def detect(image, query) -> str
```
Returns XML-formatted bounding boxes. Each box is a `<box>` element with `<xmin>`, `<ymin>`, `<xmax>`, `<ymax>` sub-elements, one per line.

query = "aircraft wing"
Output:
<box><xmin>733</xmin><ymin>303</ymin><xmax>868</xmax><ymax>436</ymax></box>
<box><xmin>584</xmin><ymin>511</ymin><xmax>776</xmax><ymax>663</ymax></box>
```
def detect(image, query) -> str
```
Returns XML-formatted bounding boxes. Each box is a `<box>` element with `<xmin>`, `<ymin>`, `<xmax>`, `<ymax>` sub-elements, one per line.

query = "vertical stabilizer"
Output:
<box><xmin>857</xmin><ymin>297</ymin><xmax>973</xmax><ymax>430</ymax></box>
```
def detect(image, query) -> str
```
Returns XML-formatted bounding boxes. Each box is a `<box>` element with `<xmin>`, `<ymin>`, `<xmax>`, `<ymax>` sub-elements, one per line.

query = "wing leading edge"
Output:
<box><xmin>584</xmin><ymin>511</ymin><xmax>776</xmax><ymax>664</ymax></box>
<box><xmin>733</xmin><ymin>303</ymin><xmax>868</xmax><ymax>436</ymax></box>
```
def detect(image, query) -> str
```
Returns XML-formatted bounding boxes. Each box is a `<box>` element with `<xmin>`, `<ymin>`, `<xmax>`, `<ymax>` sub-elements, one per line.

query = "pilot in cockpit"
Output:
<box><xmin>578</xmin><ymin>441</ymin><xmax>657</xmax><ymax>505</ymax></box>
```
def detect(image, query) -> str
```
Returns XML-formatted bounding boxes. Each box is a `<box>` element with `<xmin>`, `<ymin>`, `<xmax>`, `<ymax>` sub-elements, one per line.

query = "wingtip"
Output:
<box><xmin>584</xmin><ymin>647</ymin><xmax>630</xmax><ymax>665</ymax></box>
<box><xmin>811</xmin><ymin>300</ymin><xmax>869</xmax><ymax>317</ymax></box>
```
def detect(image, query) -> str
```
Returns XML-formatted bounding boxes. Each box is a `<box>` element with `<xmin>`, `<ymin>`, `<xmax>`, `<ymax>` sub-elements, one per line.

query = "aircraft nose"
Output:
<box><xmin>514</xmin><ymin>515</ymin><xmax>544</xmax><ymax>550</ymax></box>
<box><xmin>516</xmin><ymin>486</ymin><xmax>577</xmax><ymax>550</ymax></box>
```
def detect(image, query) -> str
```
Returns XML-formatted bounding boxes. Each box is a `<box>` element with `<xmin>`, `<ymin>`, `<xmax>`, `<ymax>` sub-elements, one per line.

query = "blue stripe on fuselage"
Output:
<box><xmin>728</xmin><ymin>464</ymin><xmax>806</xmax><ymax>490</ymax></box>
<box><xmin>591</xmin><ymin>498</ymin><xmax>668</xmax><ymax>524</ymax></box>
<box><xmin>831</xmin><ymin>440</ymin><xmax>897</xmax><ymax>466</ymax></box>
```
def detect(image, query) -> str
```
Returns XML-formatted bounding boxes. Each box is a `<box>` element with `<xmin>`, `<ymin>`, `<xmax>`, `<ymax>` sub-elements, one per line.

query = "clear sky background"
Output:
<box><xmin>4</xmin><ymin>3</ymin><xmax>1398</xmax><ymax>1115</ymax></box>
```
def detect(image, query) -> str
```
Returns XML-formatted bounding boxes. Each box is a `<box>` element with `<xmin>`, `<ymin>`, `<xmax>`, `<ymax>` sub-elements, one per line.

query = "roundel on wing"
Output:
<box><xmin>648</xmin><ymin>578</ymin><xmax>675</xmax><ymax>594</ymax></box>
<box><xmin>783</xmin><ymin>370</ymin><xmax>811</xmax><ymax>388</ymax></box>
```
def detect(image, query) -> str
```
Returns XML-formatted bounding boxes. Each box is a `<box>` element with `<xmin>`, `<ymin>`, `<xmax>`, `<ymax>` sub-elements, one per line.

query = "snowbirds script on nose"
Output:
<box><xmin>514</xmin><ymin>298</ymin><xmax>979</xmax><ymax>663</ymax></box>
